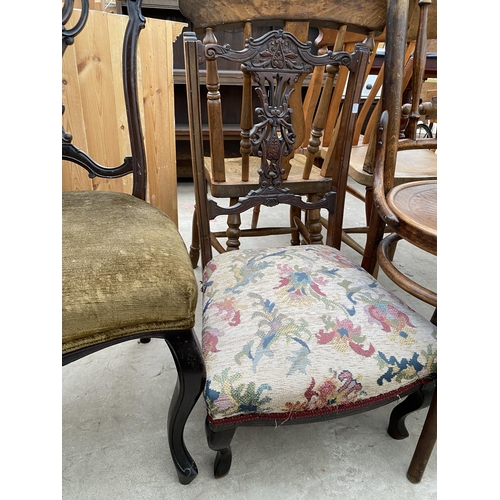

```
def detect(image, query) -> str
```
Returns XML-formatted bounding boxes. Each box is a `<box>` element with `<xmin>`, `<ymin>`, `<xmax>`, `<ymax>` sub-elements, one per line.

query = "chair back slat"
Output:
<box><xmin>179</xmin><ymin>0</ymin><xmax>389</xmax><ymax>34</ymax></box>
<box><xmin>204</xmin><ymin>29</ymin><xmax>227</xmax><ymax>182</ymax></box>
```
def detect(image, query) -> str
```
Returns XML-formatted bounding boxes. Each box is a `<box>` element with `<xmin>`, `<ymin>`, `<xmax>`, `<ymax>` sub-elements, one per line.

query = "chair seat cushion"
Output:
<box><xmin>62</xmin><ymin>191</ymin><xmax>198</xmax><ymax>354</ymax></box>
<box><xmin>202</xmin><ymin>245</ymin><xmax>436</xmax><ymax>423</ymax></box>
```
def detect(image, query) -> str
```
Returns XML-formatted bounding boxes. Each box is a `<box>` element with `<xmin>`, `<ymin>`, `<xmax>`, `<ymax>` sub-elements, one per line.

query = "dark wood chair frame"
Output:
<box><xmin>62</xmin><ymin>0</ymin><xmax>205</xmax><ymax>485</ymax></box>
<box><xmin>184</xmin><ymin>12</ymin><xmax>436</xmax><ymax>481</ymax></box>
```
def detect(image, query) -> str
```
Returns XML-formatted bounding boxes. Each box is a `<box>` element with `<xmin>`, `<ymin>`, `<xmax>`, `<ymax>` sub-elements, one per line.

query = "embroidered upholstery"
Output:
<box><xmin>202</xmin><ymin>245</ymin><xmax>436</xmax><ymax>423</ymax></box>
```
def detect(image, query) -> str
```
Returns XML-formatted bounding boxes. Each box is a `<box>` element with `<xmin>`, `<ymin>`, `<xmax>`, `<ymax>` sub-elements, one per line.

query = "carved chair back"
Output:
<box><xmin>184</xmin><ymin>27</ymin><xmax>373</xmax><ymax>267</ymax></box>
<box><xmin>179</xmin><ymin>0</ymin><xmax>394</xmax><ymax>259</ymax></box>
<box><xmin>62</xmin><ymin>0</ymin><xmax>147</xmax><ymax>198</ymax></box>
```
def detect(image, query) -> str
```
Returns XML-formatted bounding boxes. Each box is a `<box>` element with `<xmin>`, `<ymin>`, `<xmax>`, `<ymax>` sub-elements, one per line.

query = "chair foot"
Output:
<box><xmin>387</xmin><ymin>383</ymin><xmax>435</xmax><ymax>440</ymax></box>
<box><xmin>205</xmin><ymin>417</ymin><xmax>236</xmax><ymax>478</ymax></box>
<box><xmin>164</xmin><ymin>329</ymin><xmax>206</xmax><ymax>484</ymax></box>
<box><xmin>189</xmin><ymin>246</ymin><xmax>200</xmax><ymax>269</ymax></box>
<box><xmin>407</xmin><ymin>390</ymin><xmax>437</xmax><ymax>483</ymax></box>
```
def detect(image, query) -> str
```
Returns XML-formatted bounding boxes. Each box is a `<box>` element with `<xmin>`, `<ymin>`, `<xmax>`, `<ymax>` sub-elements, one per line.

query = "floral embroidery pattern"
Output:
<box><xmin>202</xmin><ymin>246</ymin><xmax>437</xmax><ymax>421</ymax></box>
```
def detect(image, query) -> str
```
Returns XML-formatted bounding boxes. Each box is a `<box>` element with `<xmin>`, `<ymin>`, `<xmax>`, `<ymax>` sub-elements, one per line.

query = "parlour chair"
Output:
<box><xmin>62</xmin><ymin>0</ymin><xmax>205</xmax><ymax>485</ymax></box>
<box><xmin>183</xmin><ymin>6</ymin><xmax>437</xmax><ymax>482</ymax></box>
<box><xmin>179</xmin><ymin>0</ymin><xmax>390</xmax><ymax>267</ymax></box>
<box><xmin>361</xmin><ymin>0</ymin><xmax>437</xmax><ymax>482</ymax></box>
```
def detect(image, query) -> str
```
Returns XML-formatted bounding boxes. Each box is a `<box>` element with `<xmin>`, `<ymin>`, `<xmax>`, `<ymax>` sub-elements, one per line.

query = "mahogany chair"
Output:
<box><xmin>178</xmin><ymin>0</ymin><xmax>391</xmax><ymax>268</ymax></box>
<box><xmin>62</xmin><ymin>0</ymin><xmax>205</xmax><ymax>485</ymax></box>
<box><xmin>183</xmin><ymin>4</ymin><xmax>437</xmax><ymax>482</ymax></box>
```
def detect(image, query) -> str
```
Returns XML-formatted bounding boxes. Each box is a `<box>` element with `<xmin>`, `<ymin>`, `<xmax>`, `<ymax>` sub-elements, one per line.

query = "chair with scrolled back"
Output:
<box><xmin>183</xmin><ymin>0</ymin><xmax>437</xmax><ymax>482</ymax></box>
<box><xmin>62</xmin><ymin>0</ymin><xmax>205</xmax><ymax>485</ymax></box>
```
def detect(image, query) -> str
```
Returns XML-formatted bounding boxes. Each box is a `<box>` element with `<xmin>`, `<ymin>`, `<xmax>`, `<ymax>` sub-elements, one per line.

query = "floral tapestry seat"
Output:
<box><xmin>202</xmin><ymin>245</ymin><xmax>437</xmax><ymax>425</ymax></box>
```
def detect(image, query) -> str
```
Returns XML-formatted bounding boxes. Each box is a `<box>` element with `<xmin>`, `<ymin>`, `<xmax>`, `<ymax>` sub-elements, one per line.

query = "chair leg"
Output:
<box><xmin>387</xmin><ymin>383</ymin><xmax>435</xmax><ymax>440</ymax></box>
<box><xmin>226</xmin><ymin>197</ymin><xmax>241</xmax><ymax>252</ymax></box>
<box><xmin>290</xmin><ymin>205</ymin><xmax>301</xmax><ymax>245</ymax></box>
<box><xmin>164</xmin><ymin>328</ymin><xmax>206</xmax><ymax>485</ymax></box>
<box><xmin>205</xmin><ymin>417</ymin><xmax>237</xmax><ymax>479</ymax></box>
<box><xmin>407</xmin><ymin>389</ymin><xmax>437</xmax><ymax>483</ymax></box>
<box><xmin>189</xmin><ymin>207</ymin><xmax>200</xmax><ymax>269</ymax></box>
<box><xmin>251</xmin><ymin>205</ymin><xmax>261</xmax><ymax>229</ymax></box>
<box><xmin>306</xmin><ymin>194</ymin><xmax>323</xmax><ymax>244</ymax></box>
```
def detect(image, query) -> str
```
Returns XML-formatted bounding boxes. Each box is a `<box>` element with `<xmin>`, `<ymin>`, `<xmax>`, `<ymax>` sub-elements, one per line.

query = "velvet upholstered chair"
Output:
<box><xmin>183</xmin><ymin>0</ymin><xmax>437</xmax><ymax>482</ymax></box>
<box><xmin>62</xmin><ymin>0</ymin><xmax>205</xmax><ymax>485</ymax></box>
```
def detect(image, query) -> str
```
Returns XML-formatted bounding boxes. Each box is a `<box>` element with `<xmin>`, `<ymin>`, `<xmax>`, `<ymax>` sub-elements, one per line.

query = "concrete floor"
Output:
<box><xmin>62</xmin><ymin>178</ymin><xmax>437</xmax><ymax>499</ymax></box>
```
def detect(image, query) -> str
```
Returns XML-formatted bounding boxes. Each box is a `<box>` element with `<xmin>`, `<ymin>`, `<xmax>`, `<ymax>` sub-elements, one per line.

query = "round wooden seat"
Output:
<box><xmin>387</xmin><ymin>180</ymin><xmax>437</xmax><ymax>254</ymax></box>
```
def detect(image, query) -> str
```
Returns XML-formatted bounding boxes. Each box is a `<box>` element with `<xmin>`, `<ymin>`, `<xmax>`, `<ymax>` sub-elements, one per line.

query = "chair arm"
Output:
<box><xmin>372</xmin><ymin>110</ymin><xmax>399</xmax><ymax>227</ymax></box>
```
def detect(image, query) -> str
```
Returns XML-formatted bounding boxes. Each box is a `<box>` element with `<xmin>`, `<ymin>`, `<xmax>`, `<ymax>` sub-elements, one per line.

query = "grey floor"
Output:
<box><xmin>62</xmin><ymin>178</ymin><xmax>437</xmax><ymax>499</ymax></box>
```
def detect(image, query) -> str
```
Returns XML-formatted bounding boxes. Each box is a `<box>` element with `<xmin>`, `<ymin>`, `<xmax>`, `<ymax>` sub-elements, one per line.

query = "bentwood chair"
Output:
<box><xmin>179</xmin><ymin>0</ymin><xmax>389</xmax><ymax>267</ymax></box>
<box><xmin>62</xmin><ymin>0</ymin><xmax>205</xmax><ymax>485</ymax></box>
<box><xmin>363</xmin><ymin>0</ymin><xmax>437</xmax><ymax>318</ymax></box>
<box><xmin>183</xmin><ymin>0</ymin><xmax>437</xmax><ymax>482</ymax></box>
<box><xmin>360</xmin><ymin>3</ymin><xmax>438</xmax><ymax>483</ymax></box>
<box><xmin>310</xmin><ymin>0</ymin><xmax>437</xmax><ymax>257</ymax></box>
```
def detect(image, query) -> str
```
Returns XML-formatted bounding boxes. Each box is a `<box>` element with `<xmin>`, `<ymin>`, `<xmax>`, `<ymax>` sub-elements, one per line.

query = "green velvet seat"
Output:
<box><xmin>62</xmin><ymin>191</ymin><xmax>198</xmax><ymax>353</ymax></box>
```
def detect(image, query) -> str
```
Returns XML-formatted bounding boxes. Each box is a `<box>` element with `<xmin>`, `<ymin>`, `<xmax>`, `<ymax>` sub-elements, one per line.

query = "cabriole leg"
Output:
<box><xmin>205</xmin><ymin>418</ymin><xmax>237</xmax><ymax>478</ymax></box>
<box><xmin>164</xmin><ymin>329</ymin><xmax>206</xmax><ymax>485</ymax></box>
<box><xmin>387</xmin><ymin>383</ymin><xmax>435</xmax><ymax>440</ymax></box>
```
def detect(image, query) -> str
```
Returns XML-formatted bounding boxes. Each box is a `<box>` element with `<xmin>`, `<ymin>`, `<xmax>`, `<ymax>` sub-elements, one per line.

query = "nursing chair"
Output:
<box><xmin>183</xmin><ymin>3</ymin><xmax>437</xmax><ymax>481</ymax></box>
<box><xmin>62</xmin><ymin>0</ymin><xmax>205</xmax><ymax>485</ymax></box>
<box><xmin>179</xmin><ymin>0</ymin><xmax>391</xmax><ymax>267</ymax></box>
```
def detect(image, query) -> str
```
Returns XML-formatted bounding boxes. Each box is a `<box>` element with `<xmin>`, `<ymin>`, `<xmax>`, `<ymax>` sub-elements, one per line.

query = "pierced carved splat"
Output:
<box><xmin>204</xmin><ymin>30</ymin><xmax>353</xmax><ymax>197</ymax></box>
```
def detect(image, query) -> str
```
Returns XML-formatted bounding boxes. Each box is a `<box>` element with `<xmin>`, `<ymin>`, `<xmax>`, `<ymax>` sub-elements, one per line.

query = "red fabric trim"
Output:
<box><xmin>207</xmin><ymin>377</ymin><xmax>435</xmax><ymax>426</ymax></box>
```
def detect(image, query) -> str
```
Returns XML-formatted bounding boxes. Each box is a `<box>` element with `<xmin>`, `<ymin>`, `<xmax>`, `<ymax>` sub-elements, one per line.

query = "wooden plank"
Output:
<box><xmin>72</xmin><ymin>10</ymin><xmax>127</xmax><ymax>192</ymax></box>
<box><xmin>62</xmin><ymin>8</ymin><xmax>186</xmax><ymax>224</ymax></box>
<box><xmin>62</xmin><ymin>41</ymin><xmax>93</xmax><ymax>191</ymax></box>
<box><xmin>138</xmin><ymin>17</ymin><xmax>186</xmax><ymax>225</ymax></box>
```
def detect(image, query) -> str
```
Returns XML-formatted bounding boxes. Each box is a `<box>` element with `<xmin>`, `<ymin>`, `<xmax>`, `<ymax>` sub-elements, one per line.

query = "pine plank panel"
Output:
<box><xmin>76</xmin><ymin>10</ymin><xmax>127</xmax><ymax>192</ymax></box>
<box><xmin>62</xmin><ymin>8</ymin><xmax>184</xmax><ymax>224</ymax></box>
<box><xmin>62</xmin><ymin>38</ymin><xmax>94</xmax><ymax>191</ymax></box>
<box><xmin>138</xmin><ymin>18</ymin><xmax>186</xmax><ymax>226</ymax></box>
